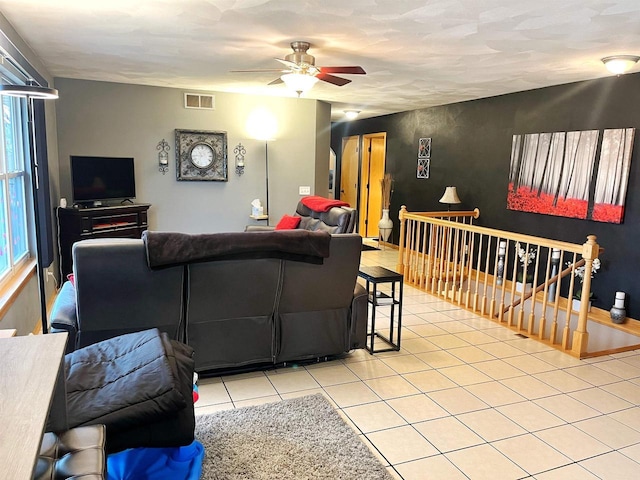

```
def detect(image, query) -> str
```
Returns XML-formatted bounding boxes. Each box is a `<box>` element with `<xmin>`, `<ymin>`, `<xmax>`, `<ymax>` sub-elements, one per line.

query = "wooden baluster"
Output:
<box><xmin>537</xmin><ymin>247</ymin><xmax>553</xmax><ymax>341</ymax></box>
<box><xmin>452</xmin><ymin>226</ymin><xmax>461</xmax><ymax>303</ymax></box>
<box><xmin>443</xmin><ymin>226</ymin><xmax>453</xmax><ymax>299</ymax></box>
<box><xmin>425</xmin><ymin>223</ymin><xmax>434</xmax><ymax>293</ymax></box>
<box><xmin>572</xmin><ymin>235</ymin><xmax>599</xmax><ymax>357</ymax></box>
<box><xmin>420</xmin><ymin>222</ymin><xmax>428</xmax><ymax>289</ymax></box>
<box><xmin>484</xmin><ymin>235</ymin><xmax>494</xmax><ymax>317</ymax></box>
<box><xmin>550</xmin><ymin>251</ymin><xmax>564</xmax><ymax>346</ymax></box>
<box><xmin>489</xmin><ymin>236</ymin><xmax>498</xmax><ymax>318</ymax></box>
<box><xmin>406</xmin><ymin>219</ymin><xmax>415</xmax><ymax>285</ymax></box>
<box><xmin>507</xmin><ymin>242</ymin><xmax>518</xmax><ymax>326</ymax></box>
<box><xmin>464</xmin><ymin>230</ymin><xmax>474</xmax><ymax>308</ymax></box>
<box><xmin>473</xmin><ymin>234</ymin><xmax>483</xmax><ymax>312</ymax></box>
<box><xmin>527</xmin><ymin>242</ymin><xmax>542</xmax><ymax>336</ymax></box>
<box><xmin>436</xmin><ymin>225</ymin><xmax>446</xmax><ymax>296</ymax></box>
<box><xmin>397</xmin><ymin>206</ymin><xmax>407</xmax><ymax>274</ymax></box>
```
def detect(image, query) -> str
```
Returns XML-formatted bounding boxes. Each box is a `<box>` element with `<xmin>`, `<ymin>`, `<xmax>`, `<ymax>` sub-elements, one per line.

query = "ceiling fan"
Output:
<box><xmin>232</xmin><ymin>41</ymin><xmax>366</xmax><ymax>96</ymax></box>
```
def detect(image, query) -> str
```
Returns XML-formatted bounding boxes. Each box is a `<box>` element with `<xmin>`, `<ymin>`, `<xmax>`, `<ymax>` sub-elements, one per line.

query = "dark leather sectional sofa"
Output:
<box><xmin>50</xmin><ymin>231</ymin><xmax>368</xmax><ymax>373</ymax></box>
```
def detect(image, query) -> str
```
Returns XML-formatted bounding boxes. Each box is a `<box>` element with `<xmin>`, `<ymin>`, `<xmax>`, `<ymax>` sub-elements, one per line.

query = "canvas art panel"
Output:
<box><xmin>418</xmin><ymin>137</ymin><xmax>431</xmax><ymax>158</ymax></box>
<box><xmin>506</xmin><ymin>128</ymin><xmax>634</xmax><ymax>223</ymax></box>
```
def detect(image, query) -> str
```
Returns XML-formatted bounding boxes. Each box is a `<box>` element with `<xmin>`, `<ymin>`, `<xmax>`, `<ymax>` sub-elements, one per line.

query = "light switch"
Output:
<box><xmin>299</xmin><ymin>186</ymin><xmax>311</xmax><ymax>195</ymax></box>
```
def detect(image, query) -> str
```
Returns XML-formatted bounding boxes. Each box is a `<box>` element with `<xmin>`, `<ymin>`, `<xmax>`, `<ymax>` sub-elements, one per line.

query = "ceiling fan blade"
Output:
<box><xmin>319</xmin><ymin>66</ymin><xmax>366</xmax><ymax>75</ymax></box>
<box><xmin>231</xmin><ymin>69</ymin><xmax>288</xmax><ymax>73</ymax></box>
<box><xmin>268</xmin><ymin>77</ymin><xmax>284</xmax><ymax>85</ymax></box>
<box><xmin>316</xmin><ymin>72</ymin><xmax>352</xmax><ymax>86</ymax></box>
<box><xmin>275</xmin><ymin>58</ymin><xmax>299</xmax><ymax>69</ymax></box>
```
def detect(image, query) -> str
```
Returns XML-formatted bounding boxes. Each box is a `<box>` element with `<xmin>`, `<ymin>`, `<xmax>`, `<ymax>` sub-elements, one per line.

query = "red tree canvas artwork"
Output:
<box><xmin>507</xmin><ymin>128</ymin><xmax>634</xmax><ymax>223</ymax></box>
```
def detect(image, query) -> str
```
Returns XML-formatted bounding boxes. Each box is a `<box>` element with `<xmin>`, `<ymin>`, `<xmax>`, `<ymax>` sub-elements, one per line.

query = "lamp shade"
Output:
<box><xmin>602</xmin><ymin>55</ymin><xmax>640</xmax><ymax>75</ymax></box>
<box><xmin>281</xmin><ymin>73</ymin><xmax>319</xmax><ymax>96</ymax></box>
<box><xmin>439</xmin><ymin>186</ymin><xmax>461</xmax><ymax>205</ymax></box>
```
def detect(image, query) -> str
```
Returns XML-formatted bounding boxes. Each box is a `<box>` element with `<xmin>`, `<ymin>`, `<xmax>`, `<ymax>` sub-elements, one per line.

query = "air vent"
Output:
<box><xmin>184</xmin><ymin>93</ymin><xmax>215</xmax><ymax>110</ymax></box>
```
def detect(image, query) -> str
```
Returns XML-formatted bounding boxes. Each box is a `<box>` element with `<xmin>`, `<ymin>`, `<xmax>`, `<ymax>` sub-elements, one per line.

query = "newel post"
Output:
<box><xmin>572</xmin><ymin>235</ymin><xmax>599</xmax><ymax>357</ymax></box>
<box><xmin>397</xmin><ymin>206</ymin><xmax>407</xmax><ymax>274</ymax></box>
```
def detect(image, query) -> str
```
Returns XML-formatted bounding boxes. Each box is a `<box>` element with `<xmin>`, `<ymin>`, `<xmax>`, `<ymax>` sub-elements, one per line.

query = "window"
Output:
<box><xmin>0</xmin><ymin>91</ymin><xmax>31</xmax><ymax>283</ymax></box>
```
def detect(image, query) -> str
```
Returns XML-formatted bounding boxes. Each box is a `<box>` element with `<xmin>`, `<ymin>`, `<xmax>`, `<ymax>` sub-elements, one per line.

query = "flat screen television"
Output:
<box><xmin>71</xmin><ymin>156</ymin><xmax>136</xmax><ymax>204</ymax></box>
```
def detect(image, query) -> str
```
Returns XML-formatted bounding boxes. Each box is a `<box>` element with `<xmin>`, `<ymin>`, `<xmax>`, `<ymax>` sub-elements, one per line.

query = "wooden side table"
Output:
<box><xmin>358</xmin><ymin>266</ymin><xmax>403</xmax><ymax>354</ymax></box>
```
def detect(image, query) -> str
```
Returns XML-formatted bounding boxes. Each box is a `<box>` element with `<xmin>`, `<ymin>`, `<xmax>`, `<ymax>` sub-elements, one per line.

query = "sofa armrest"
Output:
<box><xmin>50</xmin><ymin>281</ymin><xmax>78</xmax><ymax>354</ymax></box>
<box><xmin>244</xmin><ymin>225</ymin><xmax>276</xmax><ymax>232</ymax></box>
<box><xmin>349</xmin><ymin>283</ymin><xmax>368</xmax><ymax>349</ymax></box>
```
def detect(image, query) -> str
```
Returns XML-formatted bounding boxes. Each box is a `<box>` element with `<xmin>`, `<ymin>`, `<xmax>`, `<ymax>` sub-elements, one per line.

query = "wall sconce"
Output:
<box><xmin>234</xmin><ymin>143</ymin><xmax>246</xmax><ymax>176</ymax></box>
<box><xmin>157</xmin><ymin>139</ymin><xmax>170</xmax><ymax>174</ymax></box>
<box><xmin>439</xmin><ymin>186</ymin><xmax>461</xmax><ymax>210</ymax></box>
<box><xmin>602</xmin><ymin>55</ymin><xmax>640</xmax><ymax>75</ymax></box>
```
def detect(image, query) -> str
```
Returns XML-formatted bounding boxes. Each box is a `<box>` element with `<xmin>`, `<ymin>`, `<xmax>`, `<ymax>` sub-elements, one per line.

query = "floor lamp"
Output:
<box><xmin>0</xmin><ymin>82</ymin><xmax>58</xmax><ymax>334</ymax></box>
<box><xmin>264</xmin><ymin>140</ymin><xmax>270</xmax><ymax>226</ymax></box>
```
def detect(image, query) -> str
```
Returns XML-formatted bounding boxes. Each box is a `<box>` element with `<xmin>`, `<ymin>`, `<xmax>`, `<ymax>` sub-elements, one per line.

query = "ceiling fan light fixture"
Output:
<box><xmin>601</xmin><ymin>55</ymin><xmax>640</xmax><ymax>75</ymax></box>
<box><xmin>281</xmin><ymin>73</ymin><xmax>318</xmax><ymax>97</ymax></box>
<box><xmin>344</xmin><ymin>110</ymin><xmax>360</xmax><ymax>120</ymax></box>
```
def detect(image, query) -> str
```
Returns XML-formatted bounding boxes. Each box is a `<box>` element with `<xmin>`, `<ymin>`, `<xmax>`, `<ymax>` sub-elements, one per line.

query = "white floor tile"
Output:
<box><xmin>404</xmin><ymin>369</ymin><xmax>458</xmax><ymax>392</ymax></box>
<box><xmin>446</xmin><ymin>444</ymin><xmax>527</xmax><ymax>480</ymax></box>
<box><xmin>493</xmin><ymin>433</ymin><xmax>571</xmax><ymax>475</ymax></box>
<box><xmin>593</xmin><ymin>359</ymin><xmax>640</xmax><ymax>380</ymax></box>
<box><xmin>457</xmin><ymin>408</ymin><xmax>526</xmax><ymax>442</ymax></box>
<box><xmin>380</xmin><ymin>354</ymin><xmax>431</xmax><ymax>374</ymax></box>
<box><xmin>449</xmin><ymin>345</ymin><xmax>497</xmax><ymax>363</ymax></box>
<box><xmin>439</xmin><ymin>364</ymin><xmax>493</xmax><ymax>385</ymax></box>
<box><xmin>500</xmin><ymin>375</ymin><xmax>561</xmax><ymax>400</ymax></box>
<box><xmin>534</xmin><ymin>424</ymin><xmax>611</xmax><ymax>461</ymax></box>
<box><xmin>307</xmin><ymin>363</ymin><xmax>360</xmax><ymax>386</ymax></box>
<box><xmin>477</xmin><ymin>341</ymin><xmax>526</xmax><ymax>358</ymax></box>
<box><xmin>533</xmin><ymin>369</ymin><xmax>592</xmax><ymax>393</ymax></box>
<box><xmin>533</xmin><ymin>463</ymin><xmax>600</xmax><ymax>479</ymax></box>
<box><xmin>415</xmin><ymin>350</ymin><xmax>465</xmax><ymax>369</ymax></box>
<box><xmin>223</xmin><ymin>374</ymin><xmax>278</xmax><ymax>402</ymax></box>
<box><xmin>503</xmin><ymin>354</ymin><xmax>556</xmax><ymax>374</ymax></box>
<box><xmin>428</xmin><ymin>334</ymin><xmax>472</xmax><ymax>349</ymax></box>
<box><xmin>323</xmin><ymin>381</ymin><xmax>381</xmax><ymax>408</ymax></box>
<box><xmin>497</xmin><ymin>401</ymin><xmax>565</xmax><ymax>432</ymax></box>
<box><xmin>386</xmin><ymin>394</ymin><xmax>449</xmax><ymax>423</ymax></box>
<box><xmin>579</xmin><ymin>451</ymin><xmax>640</xmax><ymax>479</ymax></box>
<box><xmin>364</xmin><ymin>375</ymin><xmax>421</xmax><ymax>399</ymax></box>
<box><xmin>473</xmin><ymin>359</ymin><xmax>526</xmax><ymax>380</ymax></box>
<box><xmin>601</xmin><ymin>380</ymin><xmax>640</xmax><ymax>404</ymax></box>
<box><xmin>574</xmin><ymin>415</ymin><xmax>640</xmax><ymax>449</ymax></box>
<box><xmin>464</xmin><ymin>381</ymin><xmax>526</xmax><ymax>407</ymax></box>
<box><xmin>343</xmin><ymin>401</ymin><xmax>407</xmax><ymax>433</ymax></box>
<box><xmin>413</xmin><ymin>416</ymin><xmax>485</xmax><ymax>452</ymax></box>
<box><xmin>265</xmin><ymin>369</ymin><xmax>320</xmax><ymax>394</ymax></box>
<box><xmin>564</xmin><ymin>364</ymin><xmax>624</xmax><ymax>386</ymax></box>
<box><xmin>534</xmin><ymin>394</ymin><xmax>601</xmax><ymax>422</ymax></box>
<box><xmin>366</xmin><ymin>425</ymin><xmax>439</xmax><ymax>464</ymax></box>
<box><xmin>346</xmin><ymin>358</ymin><xmax>398</xmax><ymax>380</ymax></box>
<box><xmin>428</xmin><ymin>387</ymin><xmax>490</xmax><ymax>415</ymax></box>
<box><xmin>569</xmin><ymin>387</ymin><xmax>634</xmax><ymax>414</ymax></box>
<box><xmin>395</xmin><ymin>455</ymin><xmax>468</xmax><ymax>480</ymax></box>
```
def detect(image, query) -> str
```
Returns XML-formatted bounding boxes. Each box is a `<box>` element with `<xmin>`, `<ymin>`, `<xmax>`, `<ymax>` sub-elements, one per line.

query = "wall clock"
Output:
<box><xmin>175</xmin><ymin>129</ymin><xmax>228</xmax><ymax>181</ymax></box>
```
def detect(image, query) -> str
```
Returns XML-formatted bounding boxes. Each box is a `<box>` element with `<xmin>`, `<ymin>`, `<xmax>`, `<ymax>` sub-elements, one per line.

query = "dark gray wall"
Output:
<box><xmin>332</xmin><ymin>72</ymin><xmax>640</xmax><ymax>317</ymax></box>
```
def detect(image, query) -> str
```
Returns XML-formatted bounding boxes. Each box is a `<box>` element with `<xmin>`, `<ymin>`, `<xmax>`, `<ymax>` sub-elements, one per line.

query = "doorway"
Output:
<box><xmin>340</xmin><ymin>132</ymin><xmax>387</xmax><ymax>238</ymax></box>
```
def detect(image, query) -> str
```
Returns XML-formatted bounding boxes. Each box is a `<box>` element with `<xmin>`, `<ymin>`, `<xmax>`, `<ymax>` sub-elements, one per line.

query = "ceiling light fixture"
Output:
<box><xmin>281</xmin><ymin>73</ymin><xmax>318</xmax><ymax>97</ymax></box>
<box><xmin>344</xmin><ymin>110</ymin><xmax>360</xmax><ymax>120</ymax></box>
<box><xmin>0</xmin><ymin>81</ymin><xmax>58</xmax><ymax>99</ymax></box>
<box><xmin>601</xmin><ymin>55</ymin><xmax>640</xmax><ymax>75</ymax></box>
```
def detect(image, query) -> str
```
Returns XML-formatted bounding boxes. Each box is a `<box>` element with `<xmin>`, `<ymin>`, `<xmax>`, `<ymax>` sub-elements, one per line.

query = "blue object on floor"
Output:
<box><xmin>107</xmin><ymin>440</ymin><xmax>204</xmax><ymax>480</ymax></box>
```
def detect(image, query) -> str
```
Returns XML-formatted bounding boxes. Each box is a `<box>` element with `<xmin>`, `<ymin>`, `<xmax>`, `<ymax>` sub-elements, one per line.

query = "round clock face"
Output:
<box><xmin>190</xmin><ymin>144</ymin><xmax>214</xmax><ymax>168</ymax></box>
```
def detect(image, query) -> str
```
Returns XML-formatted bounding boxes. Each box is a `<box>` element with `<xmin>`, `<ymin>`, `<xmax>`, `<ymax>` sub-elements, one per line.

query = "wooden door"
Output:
<box><xmin>340</xmin><ymin>136</ymin><xmax>359</xmax><ymax>209</ymax></box>
<box><xmin>359</xmin><ymin>133</ymin><xmax>387</xmax><ymax>237</ymax></box>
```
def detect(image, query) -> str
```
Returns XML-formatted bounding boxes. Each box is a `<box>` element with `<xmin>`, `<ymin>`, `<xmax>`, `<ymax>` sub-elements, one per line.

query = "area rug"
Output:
<box><xmin>195</xmin><ymin>394</ymin><xmax>394</xmax><ymax>480</ymax></box>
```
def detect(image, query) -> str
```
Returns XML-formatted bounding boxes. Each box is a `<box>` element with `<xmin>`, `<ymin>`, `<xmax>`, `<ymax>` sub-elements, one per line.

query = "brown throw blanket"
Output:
<box><xmin>143</xmin><ymin>230</ymin><xmax>331</xmax><ymax>269</ymax></box>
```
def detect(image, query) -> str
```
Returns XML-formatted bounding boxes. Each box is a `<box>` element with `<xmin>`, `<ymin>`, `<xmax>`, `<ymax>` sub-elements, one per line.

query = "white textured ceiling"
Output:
<box><xmin>1</xmin><ymin>0</ymin><xmax>640</xmax><ymax>120</ymax></box>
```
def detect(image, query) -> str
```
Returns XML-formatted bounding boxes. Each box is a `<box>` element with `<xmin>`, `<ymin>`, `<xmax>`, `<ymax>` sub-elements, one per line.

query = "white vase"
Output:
<box><xmin>572</xmin><ymin>298</ymin><xmax>592</xmax><ymax>312</ymax></box>
<box><xmin>378</xmin><ymin>208</ymin><xmax>393</xmax><ymax>242</ymax></box>
<box><xmin>515</xmin><ymin>282</ymin><xmax>532</xmax><ymax>293</ymax></box>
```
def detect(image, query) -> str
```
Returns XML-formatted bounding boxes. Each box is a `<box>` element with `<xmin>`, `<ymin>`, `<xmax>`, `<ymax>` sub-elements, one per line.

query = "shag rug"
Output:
<box><xmin>195</xmin><ymin>394</ymin><xmax>394</xmax><ymax>480</ymax></box>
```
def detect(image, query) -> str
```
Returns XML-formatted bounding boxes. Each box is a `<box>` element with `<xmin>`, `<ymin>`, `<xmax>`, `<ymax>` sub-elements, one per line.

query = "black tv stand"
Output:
<box><xmin>57</xmin><ymin>203</ymin><xmax>151</xmax><ymax>280</ymax></box>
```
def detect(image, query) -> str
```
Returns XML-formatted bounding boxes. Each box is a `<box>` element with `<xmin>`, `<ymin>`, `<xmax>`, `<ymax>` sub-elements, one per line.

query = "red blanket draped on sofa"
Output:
<box><xmin>301</xmin><ymin>196</ymin><xmax>350</xmax><ymax>212</ymax></box>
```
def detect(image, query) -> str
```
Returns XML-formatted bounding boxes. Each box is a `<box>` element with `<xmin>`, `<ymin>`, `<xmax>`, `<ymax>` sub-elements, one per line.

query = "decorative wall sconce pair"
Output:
<box><xmin>156</xmin><ymin>139</ymin><xmax>246</xmax><ymax>176</ymax></box>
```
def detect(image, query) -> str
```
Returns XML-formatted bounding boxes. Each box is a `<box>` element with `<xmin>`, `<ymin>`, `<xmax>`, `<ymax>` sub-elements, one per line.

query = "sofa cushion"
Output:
<box><xmin>275</xmin><ymin>214</ymin><xmax>301</xmax><ymax>230</ymax></box>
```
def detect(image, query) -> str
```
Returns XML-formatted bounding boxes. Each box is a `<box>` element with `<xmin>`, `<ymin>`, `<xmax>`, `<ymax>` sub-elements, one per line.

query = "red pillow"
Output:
<box><xmin>275</xmin><ymin>214</ymin><xmax>301</xmax><ymax>230</ymax></box>
<box><xmin>67</xmin><ymin>273</ymin><xmax>75</xmax><ymax>286</ymax></box>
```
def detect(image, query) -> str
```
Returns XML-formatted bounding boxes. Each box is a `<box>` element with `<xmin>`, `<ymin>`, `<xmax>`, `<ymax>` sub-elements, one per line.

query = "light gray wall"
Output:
<box><xmin>55</xmin><ymin>78</ymin><xmax>331</xmax><ymax>232</ymax></box>
<box><xmin>0</xmin><ymin>13</ymin><xmax>59</xmax><ymax>335</ymax></box>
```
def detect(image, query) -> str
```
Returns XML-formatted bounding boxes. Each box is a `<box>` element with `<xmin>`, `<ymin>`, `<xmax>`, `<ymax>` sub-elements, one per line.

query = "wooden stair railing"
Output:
<box><xmin>396</xmin><ymin>205</ymin><xmax>625</xmax><ymax>358</ymax></box>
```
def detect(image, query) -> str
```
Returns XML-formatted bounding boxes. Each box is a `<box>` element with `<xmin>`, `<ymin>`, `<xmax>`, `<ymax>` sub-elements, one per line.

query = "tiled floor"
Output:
<box><xmin>195</xmin><ymin>246</ymin><xmax>640</xmax><ymax>479</ymax></box>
